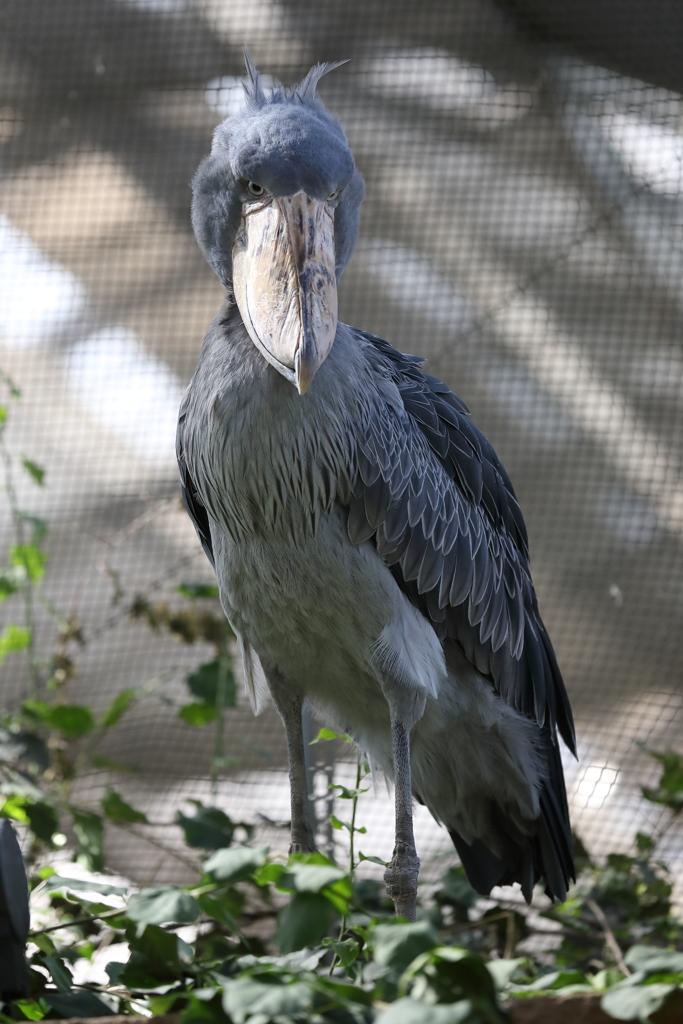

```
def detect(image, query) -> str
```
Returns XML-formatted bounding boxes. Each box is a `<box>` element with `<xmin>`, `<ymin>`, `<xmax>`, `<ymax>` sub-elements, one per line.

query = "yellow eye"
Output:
<box><xmin>327</xmin><ymin>189</ymin><xmax>340</xmax><ymax>202</ymax></box>
<box><xmin>247</xmin><ymin>181</ymin><xmax>266</xmax><ymax>197</ymax></box>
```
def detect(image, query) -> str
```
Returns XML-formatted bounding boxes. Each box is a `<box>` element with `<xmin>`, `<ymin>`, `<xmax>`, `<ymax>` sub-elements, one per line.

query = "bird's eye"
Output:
<box><xmin>247</xmin><ymin>181</ymin><xmax>266</xmax><ymax>197</ymax></box>
<box><xmin>327</xmin><ymin>189</ymin><xmax>340</xmax><ymax>202</ymax></box>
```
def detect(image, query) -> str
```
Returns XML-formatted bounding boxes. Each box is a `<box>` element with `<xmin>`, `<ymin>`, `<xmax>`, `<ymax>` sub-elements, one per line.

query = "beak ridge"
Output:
<box><xmin>232</xmin><ymin>191</ymin><xmax>338</xmax><ymax>392</ymax></box>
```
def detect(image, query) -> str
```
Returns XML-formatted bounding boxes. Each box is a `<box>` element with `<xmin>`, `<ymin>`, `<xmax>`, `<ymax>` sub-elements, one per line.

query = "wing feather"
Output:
<box><xmin>177</xmin><ymin>405</ymin><xmax>215</xmax><ymax>569</ymax></box>
<box><xmin>348</xmin><ymin>329</ymin><xmax>576</xmax><ymax>756</ymax></box>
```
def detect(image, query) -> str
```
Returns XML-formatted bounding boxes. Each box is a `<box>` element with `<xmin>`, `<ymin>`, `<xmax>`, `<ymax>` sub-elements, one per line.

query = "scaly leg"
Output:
<box><xmin>267</xmin><ymin>670</ymin><xmax>316</xmax><ymax>853</ymax></box>
<box><xmin>384</xmin><ymin>718</ymin><xmax>420</xmax><ymax>920</ymax></box>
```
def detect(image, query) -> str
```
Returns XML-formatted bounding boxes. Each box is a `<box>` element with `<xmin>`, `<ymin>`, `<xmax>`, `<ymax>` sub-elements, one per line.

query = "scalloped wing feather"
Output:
<box><xmin>349</xmin><ymin>328</ymin><xmax>576</xmax><ymax>756</ymax></box>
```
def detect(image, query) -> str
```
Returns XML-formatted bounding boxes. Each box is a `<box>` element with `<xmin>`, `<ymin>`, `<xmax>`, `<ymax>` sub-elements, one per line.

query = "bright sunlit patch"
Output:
<box><xmin>357</xmin><ymin>238</ymin><xmax>474</xmax><ymax>331</ymax></box>
<box><xmin>361</xmin><ymin>48</ymin><xmax>496</xmax><ymax>111</ymax></box>
<box><xmin>205</xmin><ymin>74</ymin><xmax>276</xmax><ymax>119</ymax></box>
<box><xmin>66</xmin><ymin>327</ymin><xmax>184</xmax><ymax>463</ymax></box>
<box><xmin>573</xmin><ymin>763</ymin><xmax>620</xmax><ymax>811</ymax></box>
<box><xmin>115</xmin><ymin>0</ymin><xmax>187</xmax><ymax>9</ymax></box>
<box><xmin>359</xmin><ymin>47</ymin><xmax>534</xmax><ymax>122</ymax></box>
<box><xmin>597</xmin><ymin>485</ymin><xmax>659</xmax><ymax>546</ymax></box>
<box><xmin>0</xmin><ymin>215</ymin><xmax>86</xmax><ymax>347</ymax></box>
<box><xmin>601</xmin><ymin>109</ymin><xmax>683</xmax><ymax>195</ymax></box>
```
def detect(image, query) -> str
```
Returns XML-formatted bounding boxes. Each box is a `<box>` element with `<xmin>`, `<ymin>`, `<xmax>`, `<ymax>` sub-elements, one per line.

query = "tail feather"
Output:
<box><xmin>448</xmin><ymin>730</ymin><xmax>575</xmax><ymax>903</ymax></box>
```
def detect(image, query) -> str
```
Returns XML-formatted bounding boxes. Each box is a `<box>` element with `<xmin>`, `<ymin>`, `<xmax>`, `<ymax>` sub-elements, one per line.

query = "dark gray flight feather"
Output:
<box><xmin>348</xmin><ymin>328</ymin><xmax>576</xmax><ymax>757</ymax></box>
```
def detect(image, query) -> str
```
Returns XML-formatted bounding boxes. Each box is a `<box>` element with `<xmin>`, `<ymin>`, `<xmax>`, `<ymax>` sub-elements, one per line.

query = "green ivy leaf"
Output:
<box><xmin>254</xmin><ymin>862</ymin><xmax>285</xmax><ymax>887</ymax></box>
<box><xmin>486</xmin><ymin>957</ymin><xmax>529</xmax><ymax>991</ymax></box>
<box><xmin>125</xmin><ymin>921</ymin><xmax>185</xmax><ymax>972</ymax></box>
<box><xmin>43</xmin><ymin>875</ymin><xmax>127</xmax><ymax>897</ymax></box>
<box><xmin>71</xmin><ymin>810</ymin><xmax>104</xmax><ymax>872</ymax></box>
<box><xmin>127</xmin><ymin>885</ymin><xmax>200</xmax><ymax>926</ymax></box>
<box><xmin>0</xmin><ymin>569</ymin><xmax>20</xmax><ymax>601</ymax></box>
<box><xmin>511</xmin><ymin>969</ymin><xmax>586</xmax><ymax>993</ymax></box>
<box><xmin>221</xmin><ymin>977</ymin><xmax>315</xmax><ymax>1024</ymax></box>
<box><xmin>178</xmin><ymin>702</ymin><xmax>217</xmax><ymax>726</ymax></box>
<box><xmin>278</xmin><ymin>862</ymin><xmax>347</xmax><ymax>893</ymax></box>
<box><xmin>601</xmin><ymin>982</ymin><xmax>678</xmax><ymax>1021</ymax></box>
<box><xmin>623</xmin><ymin>945</ymin><xmax>683</xmax><ymax>974</ymax></box>
<box><xmin>12</xmin><ymin>1000</ymin><xmax>46</xmax><ymax>1021</ymax></box>
<box><xmin>177</xmin><ymin>582</ymin><xmax>219</xmax><ymax>599</ymax></box>
<box><xmin>0</xmin><ymin>786</ymin><xmax>54</xmax><ymax>843</ymax></box>
<box><xmin>0</xmin><ymin>730</ymin><xmax>49</xmax><ymax>770</ymax></box>
<box><xmin>310</xmin><ymin>727</ymin><xmax>347</xmax><ymax>743</ymax></box>
<box><xmin>42</xmin><ymin>991</ymin><xmax>118</xmax><ymax>1019</ymax></box>
<box><xmin>274</xmin><ymin>892</ymin><xmax>335</xmax><ymax>954</ymax></box>
<box><xmin>21</xmin><ymin>514</ymin><xmax>48</xmax><ymax>545</ymax></box>
<box><xmin>47</xmin><ymin>704</ymin><xmax>94</xmax><ymax>737</ymax></box>
<box><xmin>101</xmin><ymin>788</ymin><xmax>147</xmax><ymax>824</ymax></box>
<box><xmin>0</xmin><ymin>624</ymin><xmax>30</xmax><ymax>663</ymax></box>
<box><xmin>203</xmin><ymin>845</ymin><xmax>269</xmax><ymax>884</ymax></box>
<box><xmin>177</xmin><ymin>804</ymin><xmax>235</xmax><ymax>849</ymax></box>
<box><xmin>10</xmin><ymin>545</ymin><xmax>48</xmax><ymax>582</ymax></box>
<box><xmin>323</xmin><ymin>936</ymin><xmax>361</xmax><ymax>968</ymax></box>
<box><xmin>436</xmin><ymin>867</ymin><xmax>478</xmax><ymax>909</ymax></box>
<box><xmin>373</xmin><ymin>921</ymin><xmax>438</xmax><ymax>972</ymax></box>
<box><xmin>186</xmin><ymin>658</ymin><xmax>236</xmax><ymax>708</ymax></box>
<box><xmin>197</xmin><ymin>890</ymin><xmax>243</xmax><ymax>929</ymax></box>
<box><xmin>22</xmin><ymin>700</ymin><xmax>95</xmax><ymax>737</ymax></box>
<box><xmin>640</xmin><ymin>747</ymin><xmax>683</xmax><ymax>812</ymax></box>
<box><xmin>359</xmin><ymin>851</ymin><xmax>389</xmax><ymax>867</ymax></box>
<box><xmin>178</xmin><ymin>992</ymin><xmax>225</xmax><ymax>1023</ymax></box>
<box><xmin>331</xmin><ymin>783</ymin><xmax>370</xmax><ymax>800</ymax></box>
<box><xmin>399</xmin><ymin>946</ymin><xmax>502</xmax><ymax>1009</ymax></box>
<box><xmin>24</xmin><ymin>801</ymin><xmax>59</xmax><ymax>844</ymax></box>
<box><xmin>1</xmin><ymin>793</ymin><xmax>30</xmax><ymax>824</ymax></box>
<box><xmin>100</xmin><ymin>688</ymin><xmax>136</xmax><ymax>728</ymax></box>
<box><xmin>375</xmin><ymin>996</ymin><xmax>475</xmax><ymax>1024</ymax></box>
<box><xmin>21</xmin><ymin>458</ymin><xmax>45</xmax><ymax>486</ymax></box>
<box><xmin>39</xmin><ymin>955</ymin><xmax>73</xmax><ymax>993</ymax></box>
<box><xmin>635</xmin><ymin>832</ymin><xmax>655</xmax><ymax>854</ymax></box>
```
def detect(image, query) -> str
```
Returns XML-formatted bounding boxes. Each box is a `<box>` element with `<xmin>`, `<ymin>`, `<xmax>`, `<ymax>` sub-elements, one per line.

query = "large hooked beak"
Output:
<box><xmin>232</xmin><ymin>191</ymin><xmax>338</xmax><ymax>394</ymax></box>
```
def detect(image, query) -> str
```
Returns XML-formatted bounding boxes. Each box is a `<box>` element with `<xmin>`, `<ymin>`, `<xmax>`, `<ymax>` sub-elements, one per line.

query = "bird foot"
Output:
<box><xmin>384</xmin><ymin>841</ymin><xmax>420</xmax><ymax>921</ymax></box>
<box><xmin>289</xmin><ymin>837</ymin><xmax>317</xmax><ymax>854</ymax></box>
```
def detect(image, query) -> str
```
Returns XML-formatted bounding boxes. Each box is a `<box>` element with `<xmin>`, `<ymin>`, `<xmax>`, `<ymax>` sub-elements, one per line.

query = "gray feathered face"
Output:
<box><xmin>192</xmin><ymin>57</ymin><xmax>365</xmax><ymax>394</ymax></box>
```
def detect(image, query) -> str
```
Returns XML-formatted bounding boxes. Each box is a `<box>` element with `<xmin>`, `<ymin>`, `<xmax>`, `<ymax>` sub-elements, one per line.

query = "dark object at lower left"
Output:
<box><xmin>0</xmin><ymin>818</ymin><xmax>30</xmax><ymax>1000</ymax></box>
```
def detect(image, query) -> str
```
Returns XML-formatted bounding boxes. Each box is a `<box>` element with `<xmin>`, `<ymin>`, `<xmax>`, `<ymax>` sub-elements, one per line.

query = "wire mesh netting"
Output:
<box><xmin>1</xmin><ymin>0</ymin><xmax>682</xmax><ymax>892</ymax></box>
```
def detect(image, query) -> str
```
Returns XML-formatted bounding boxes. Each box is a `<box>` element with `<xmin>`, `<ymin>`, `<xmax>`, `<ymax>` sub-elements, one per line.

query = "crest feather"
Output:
<box><xmin>242</xmin><ymin>50</ymin><xmax>349</xmax><ymax>108</ymax></box>
<box><xmin>295</xmin><ymin>60</ymin><xmax>350</xmax><ymax>100</ymax></box>
<box><xmin>243</xmin><ymin>48</ymin><xmax>268</xmax><ymax>107</ymax></box>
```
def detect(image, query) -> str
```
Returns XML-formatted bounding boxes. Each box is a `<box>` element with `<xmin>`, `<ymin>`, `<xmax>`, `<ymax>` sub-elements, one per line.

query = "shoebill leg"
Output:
<box><xmin>384</xmin><ymin>718</ymin><xmax>420</xmax><ymax>921</ymax></box>
<box><xmin>266</xmin><ymin>669</ymin><xmax>316</xmax><ymax>853</ymax></box>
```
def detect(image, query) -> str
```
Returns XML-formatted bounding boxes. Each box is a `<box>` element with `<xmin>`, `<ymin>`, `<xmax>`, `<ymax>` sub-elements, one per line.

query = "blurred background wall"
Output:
<box><xmin>1</xmin><ymin>0</ymin><xmax>682</xmax><ymax>891</ymax></box>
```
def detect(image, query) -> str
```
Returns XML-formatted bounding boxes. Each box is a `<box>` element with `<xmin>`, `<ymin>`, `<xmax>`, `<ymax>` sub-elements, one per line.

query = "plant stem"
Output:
<box><xmin>0</xmin><ymin>430</ymin><xmax>40</xmax><ymax>698</ymax></box>
<box><xmin>329</xmin><ymin>759</ymin><xmax>365</xmax><ymax>976</ymax></box>
<box><xmin>211</xmin><ymin>648</ymin><xmax>229</xmax><ymax>799</ymax></box>
<box><xmin>348</xmin><ymin>758</ymin><xmax>362</xmax><ymax>878</ymax></box>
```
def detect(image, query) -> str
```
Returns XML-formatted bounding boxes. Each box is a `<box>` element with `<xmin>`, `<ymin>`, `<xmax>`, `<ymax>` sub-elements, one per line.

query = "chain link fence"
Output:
<box><xmin>1</xmin><ymin>0</ymin><xmax>682</xmax><ymax>891</ymax></box>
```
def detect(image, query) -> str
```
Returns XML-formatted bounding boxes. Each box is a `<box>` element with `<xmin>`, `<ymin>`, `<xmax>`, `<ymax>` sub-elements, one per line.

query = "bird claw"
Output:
<box><xmin>384</xmin><ymin>841</ymin><xmax>420</xmax><ymax>921</ymax></box>
<box><xmin>289</xmin><ymin>839</ymin><xmax>317</xmax><ymax>854</ymax></box>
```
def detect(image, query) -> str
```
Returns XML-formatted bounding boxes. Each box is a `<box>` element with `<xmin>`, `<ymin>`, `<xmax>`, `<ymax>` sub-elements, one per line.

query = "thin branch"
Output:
<box><xmin>30</xmin><ymin>905</ymin><xmax>124</xmax><ymax>937</ymax></box>
<box><xmin>586</xmin><ymin>898</ymin><xmax>631</xmax><ymax>976</ymax></box>
<box><xmin>108</xmin><ymin>818</ymin><xmax>203</xmax><ymax>874</ymax></box>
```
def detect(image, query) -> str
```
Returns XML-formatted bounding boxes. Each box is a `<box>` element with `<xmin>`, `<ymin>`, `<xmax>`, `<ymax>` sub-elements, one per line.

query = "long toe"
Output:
<box><xmin>289</xmin><ymin>840</ymin><xmax>317</xmax><ymax>854</ymax></box>
<box><xmin>384</xmin><ymin>841</ymin><xmax>420</xmax><ymax>921</ymax></box>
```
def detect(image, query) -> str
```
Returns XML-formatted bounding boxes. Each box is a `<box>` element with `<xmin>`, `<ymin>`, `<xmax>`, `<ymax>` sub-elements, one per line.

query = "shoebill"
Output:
<box><xmin>178</xmin><ymin>54</ymin><xmax>576</xmax><ymax>920</ymax></box>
